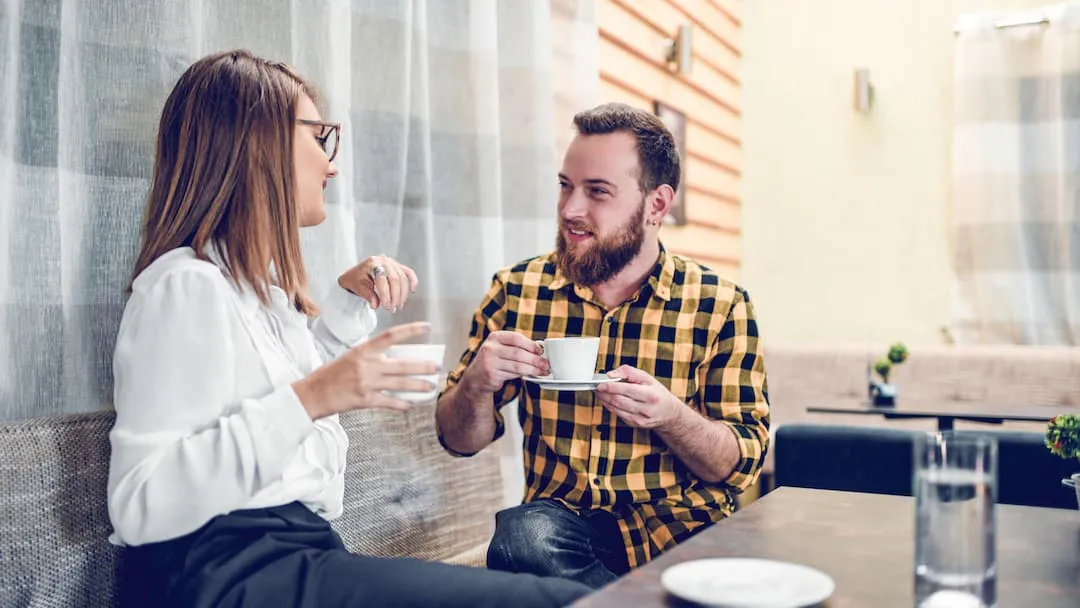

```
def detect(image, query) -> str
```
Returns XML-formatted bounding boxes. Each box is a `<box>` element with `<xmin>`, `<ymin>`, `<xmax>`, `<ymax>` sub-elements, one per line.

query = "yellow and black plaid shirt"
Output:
<box><xmin>440</xmin><ymin>246</ymin><xmax>770</xmax><ymax>569</ymax></box>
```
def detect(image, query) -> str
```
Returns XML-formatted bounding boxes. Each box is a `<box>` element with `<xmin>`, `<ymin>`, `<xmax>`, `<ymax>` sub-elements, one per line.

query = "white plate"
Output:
<box><xmin>661</xmin><ymin>558</ymin><xmax>835</xmax><ymax>608</ymax></box>
<box><xmin>523</xmin><ymin>373</ymin><xmax>623</xmax><ymax>391</ymax></box>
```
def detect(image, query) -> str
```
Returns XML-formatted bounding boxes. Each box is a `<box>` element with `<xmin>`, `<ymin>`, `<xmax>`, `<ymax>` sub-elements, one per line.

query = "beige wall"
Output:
<box><xmin>742</xmin><ymin>0</ymin><xmax>1061</xmax><ymax>346</ymax></box>
<box><xmin>595</xmin><ymin>0</ymin><xmax>743</xmax><ymax>277</ymax></box>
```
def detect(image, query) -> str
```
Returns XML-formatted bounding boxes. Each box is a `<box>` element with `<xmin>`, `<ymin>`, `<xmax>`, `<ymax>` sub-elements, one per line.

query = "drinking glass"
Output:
<box><xmin>914</xmin><ymin>432</ymin><xmax>997</xmax><ymax>608</ymax></box>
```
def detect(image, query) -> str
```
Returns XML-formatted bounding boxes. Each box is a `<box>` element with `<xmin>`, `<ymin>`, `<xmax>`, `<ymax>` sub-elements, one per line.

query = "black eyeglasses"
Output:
<box><xmin>298</xmin><ymin>119</ymin><xmax>341</xmax><ymax>162</ymax></box>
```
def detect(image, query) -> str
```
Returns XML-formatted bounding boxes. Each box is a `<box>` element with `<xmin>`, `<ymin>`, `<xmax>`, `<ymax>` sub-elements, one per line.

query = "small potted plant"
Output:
<box><xmin>868</xmin><ymin>342</ymin><xmax>909</xmax><ymax>407</ymax></box>
<box><xmin>1046</xmin><ymin>414</ymin><xmax>1080</xmax><ymax>509</ymax></box>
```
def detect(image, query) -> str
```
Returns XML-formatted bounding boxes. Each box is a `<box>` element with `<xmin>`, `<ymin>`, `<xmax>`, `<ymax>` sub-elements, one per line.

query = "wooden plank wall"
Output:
<box><xmin>596</xmin><ymin>0</ymin><xmax>742</xmax><ymax>278</ymax></box>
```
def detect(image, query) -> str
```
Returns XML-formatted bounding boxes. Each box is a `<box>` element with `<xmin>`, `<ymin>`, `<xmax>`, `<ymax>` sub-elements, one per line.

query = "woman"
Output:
<box><xmin>108</xmin><ymin>49</ymin><xmax>591</xmax><ymax>608</ymax></box>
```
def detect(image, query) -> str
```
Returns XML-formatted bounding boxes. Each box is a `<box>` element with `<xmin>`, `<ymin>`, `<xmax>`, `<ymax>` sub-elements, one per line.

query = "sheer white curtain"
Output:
<box><xmin>952</xmin><ymin>3</ymin><xmax>1080</xmax><ymax>346</ymax></box>
<box><xmin>0</xmin><ymin>0</ymin><xmax>598</xmax><ymax>420</ymax></box>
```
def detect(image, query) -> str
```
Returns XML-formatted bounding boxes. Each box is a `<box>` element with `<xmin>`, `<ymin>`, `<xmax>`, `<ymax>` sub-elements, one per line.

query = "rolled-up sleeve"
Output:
<box><xmin>436</xmin><ymin>272</ymin><xmax>521</xmax><ymax>457</ymax></box>
<box><xmin>698</xmin><ymin>287</ymin><xmax>770</xmax><ymax>492</ymax></box>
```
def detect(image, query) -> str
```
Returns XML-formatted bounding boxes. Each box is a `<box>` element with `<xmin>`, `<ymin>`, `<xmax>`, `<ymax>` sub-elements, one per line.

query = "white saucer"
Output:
<box><xmin>523</xmin><ymin>374</ymin><xmax>623</xmax><ymax>391</ymax></box>
<box><xmin>661</xmin><ymin>558</ymin><xmax>835</xmax><ymax>608</ymax></box>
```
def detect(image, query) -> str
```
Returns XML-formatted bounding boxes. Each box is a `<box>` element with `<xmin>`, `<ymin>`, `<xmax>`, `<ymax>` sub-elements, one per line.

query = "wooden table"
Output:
<box><xmin>573</xmin><ymin>487</ymin><xmax>1080</xmax><ymax>607</ymax></box>
<box><xmin>807</xmin><ymin>402</ymin><xmax>1062</xmax><ymax>431</ymax></box>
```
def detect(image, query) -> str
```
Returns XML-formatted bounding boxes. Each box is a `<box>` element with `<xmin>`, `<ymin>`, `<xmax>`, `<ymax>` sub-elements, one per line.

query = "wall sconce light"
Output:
<box><xmin>853</xmin><ymin>68</ymin><xmax>873</xmax><ymax>113</ymax></box>
<box><xmin>665</xmin><ymin>25</ymin><xmax>693</xmax><ymax>75</ymax></box>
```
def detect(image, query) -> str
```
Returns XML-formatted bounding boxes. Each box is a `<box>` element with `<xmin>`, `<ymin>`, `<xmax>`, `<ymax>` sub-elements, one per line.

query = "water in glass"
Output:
<box><xmin>914</xmin><ymin>433</ymin><xmax>997</xmax><ymax>608</ymax></box>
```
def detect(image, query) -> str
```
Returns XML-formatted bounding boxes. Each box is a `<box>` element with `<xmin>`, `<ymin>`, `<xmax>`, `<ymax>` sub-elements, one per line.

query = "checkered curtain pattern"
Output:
<box><xmin>952</xmin><ymin>4</ymin><xmax>1080</xmax><ymax>346</ymax></box>
<box><xmin>0</xmin><ymin>0</ymin><xmax>598</xmax><ymax>420</ymax></box>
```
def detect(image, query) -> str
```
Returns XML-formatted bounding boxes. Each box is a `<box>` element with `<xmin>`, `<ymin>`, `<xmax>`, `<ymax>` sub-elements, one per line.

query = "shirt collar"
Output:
<box><xmin>202</xmin><ymin>242</ymin><xmax>285</xmax><ymax>314</ymax></box>
<box><xmin>548</xmin><ymin>243</ymin><xmax>674</xmax><ymax>303</ymax></box>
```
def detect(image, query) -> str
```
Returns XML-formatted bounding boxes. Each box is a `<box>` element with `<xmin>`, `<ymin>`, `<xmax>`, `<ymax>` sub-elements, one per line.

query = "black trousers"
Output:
<box><xmin>119</xmin><ymin>502</ymin><xmax>592</xmax><ymax>608</ymax></box>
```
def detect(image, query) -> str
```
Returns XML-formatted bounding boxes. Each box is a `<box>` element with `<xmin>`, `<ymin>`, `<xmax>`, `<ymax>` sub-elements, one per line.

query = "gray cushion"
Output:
<box><xmin>0</xmin><ymin>411</ymin><xmax>120</xmax><ymax>607</ymax></box>
<box><xmin>332</xmin><ymin>407</ymin><xmax>503</xmax><ymax>562</ymax></box>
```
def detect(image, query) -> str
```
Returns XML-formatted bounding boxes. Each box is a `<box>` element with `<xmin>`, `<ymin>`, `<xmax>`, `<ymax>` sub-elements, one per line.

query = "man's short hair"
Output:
<box><xmin>572</xmin><ymin>102</ymin><xmax>681</xmax><ymax>194</ymax></box>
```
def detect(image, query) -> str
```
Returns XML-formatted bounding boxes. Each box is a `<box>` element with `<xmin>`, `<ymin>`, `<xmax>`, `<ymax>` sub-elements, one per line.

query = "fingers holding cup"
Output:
<box><xmin>384</xmin><ymin>343</ymin><xmax>446</xmax><ymax>402</ymax></box>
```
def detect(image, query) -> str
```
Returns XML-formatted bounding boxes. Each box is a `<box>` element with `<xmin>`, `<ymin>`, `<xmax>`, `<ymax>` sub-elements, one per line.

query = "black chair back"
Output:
<box><xmin>773</xmin><ymin>424</ymin><xmax>1077</xmax><ymax>509</ymax></box>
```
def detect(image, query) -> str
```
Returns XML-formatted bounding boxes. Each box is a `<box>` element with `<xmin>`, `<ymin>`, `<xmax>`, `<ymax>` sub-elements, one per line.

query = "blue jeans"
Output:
<box><xmin>486</xmin><ymin>500</ymin><xmax>631</xmax><ymax>589</ymax></box>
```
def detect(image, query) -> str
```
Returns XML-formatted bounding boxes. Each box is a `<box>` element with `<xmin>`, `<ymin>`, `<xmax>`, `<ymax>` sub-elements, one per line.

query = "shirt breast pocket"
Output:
<box><xmin>652</xmin><ymin>340</ymin><xmax>701</xmax><ymax>406</ymax></box>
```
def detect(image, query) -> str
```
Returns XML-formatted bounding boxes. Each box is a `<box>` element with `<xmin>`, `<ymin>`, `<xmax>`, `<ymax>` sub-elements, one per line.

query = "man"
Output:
<box><xmin>435</xmin><ymin>102</ymin><xmax>770</xmax><ymax>589</ymax></box>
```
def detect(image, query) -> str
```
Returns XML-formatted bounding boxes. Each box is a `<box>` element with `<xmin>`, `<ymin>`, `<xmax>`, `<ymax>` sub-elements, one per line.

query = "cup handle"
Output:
<box><xmin>1063</xmin><ymin>478</ymin><xmax>1077</xmax><ymax>489</ymax></box>
<box><xmin>535</xmin><ymin>340</ymin><xmax>547</xmax><ymax>360</ymax></box>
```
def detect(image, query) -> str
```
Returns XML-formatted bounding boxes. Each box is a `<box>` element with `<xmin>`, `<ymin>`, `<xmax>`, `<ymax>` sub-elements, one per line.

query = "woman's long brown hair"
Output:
<box><xmin>130</xmin><ymin>49</ymin><xmax>317</xmax><ymax>314</ymax></box>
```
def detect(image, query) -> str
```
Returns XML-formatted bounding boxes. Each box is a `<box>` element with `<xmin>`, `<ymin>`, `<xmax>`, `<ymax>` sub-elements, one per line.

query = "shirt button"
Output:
<box><xmin>606</xmin><ymin>316</ymin><xmax>616</xmax><ymax>324</ymax></box>
<box><xmin>593</xmin><ymin>477</ymin><xmax>601</xmax><ymax>485</ymax></box>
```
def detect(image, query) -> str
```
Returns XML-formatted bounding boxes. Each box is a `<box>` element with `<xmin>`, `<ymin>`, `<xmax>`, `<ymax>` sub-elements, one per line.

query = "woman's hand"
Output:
<box><xmin>293</xmin><ymin>322</ymin><xmax>438</xmax><ymax>418</ymax></box>
<box><xmin>338</xmin><ymin>255</ymin><xmax>418</xmax><ymax>312</ymax></box>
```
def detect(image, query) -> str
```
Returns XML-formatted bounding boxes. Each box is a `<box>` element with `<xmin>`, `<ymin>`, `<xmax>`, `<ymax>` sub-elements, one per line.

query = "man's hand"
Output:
<box><xmin>594</xmin><ymin>365</ymin><xmax>684</xmax><ymax>429</ymax></box>
<box><xmin>597</xmin><ymin>365</ymin><xmax>743</xmax><ymax>484</ymax></box>
<box><xmin>436</xmin><ymin>330</ymin><xmax>546</xmax><ymax>456</ymax></box>
<box><xmin>459</xmin><ymin>331</ymin><xmax>549</xmax><ymax>395</ymax></box>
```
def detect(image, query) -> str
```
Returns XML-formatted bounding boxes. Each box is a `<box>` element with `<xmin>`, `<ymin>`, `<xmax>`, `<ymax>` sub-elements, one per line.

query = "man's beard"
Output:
<box><xmin>556</xmin><ymin>201</ymin><xmax>646</xmax><ymax>286</ymax></box>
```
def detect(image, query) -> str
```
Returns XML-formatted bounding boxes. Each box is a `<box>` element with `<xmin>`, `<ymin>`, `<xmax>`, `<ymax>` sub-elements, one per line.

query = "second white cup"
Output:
<box><xmin>385</xmin><ymin>343</ymin><xmax>445</xmax><ymax>402</ymax></box>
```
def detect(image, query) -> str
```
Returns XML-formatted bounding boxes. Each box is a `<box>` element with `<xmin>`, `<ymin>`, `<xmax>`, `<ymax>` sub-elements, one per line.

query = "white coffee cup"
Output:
<box><xmin>537</xmin><ymin>337</ymin><xmax>600</xmax><ymax>381</ymax></box>
<box><xmin>384</xmin><ymin>343</ymin><xmax>445</xmax><ymax>402</ymax></box>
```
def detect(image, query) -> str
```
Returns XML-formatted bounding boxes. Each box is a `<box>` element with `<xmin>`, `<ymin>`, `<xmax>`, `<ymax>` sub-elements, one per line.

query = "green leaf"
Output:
<box><xmin>1046</xmin><ymin>414</ymin><xmax>1080</xmax><ymax>460</ymax></box>
<box><xmin>873</xmin><ymin>358</ymin><xmax>892</xmax><ymax>382</ymax></box>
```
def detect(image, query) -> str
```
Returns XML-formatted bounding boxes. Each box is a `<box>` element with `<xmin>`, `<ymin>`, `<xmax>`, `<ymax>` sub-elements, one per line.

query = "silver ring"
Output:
<box><xmin>369</xmin><ymin>264</ymin><xmax>388</xmax><ymax>281</ymax></box>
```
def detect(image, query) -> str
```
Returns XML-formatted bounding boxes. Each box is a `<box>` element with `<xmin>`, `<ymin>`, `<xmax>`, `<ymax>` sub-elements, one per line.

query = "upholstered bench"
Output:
<box><xmin>0</xmin><ymin>408</ymin><xmax>503</xmax><ymax>606</ymax></box>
